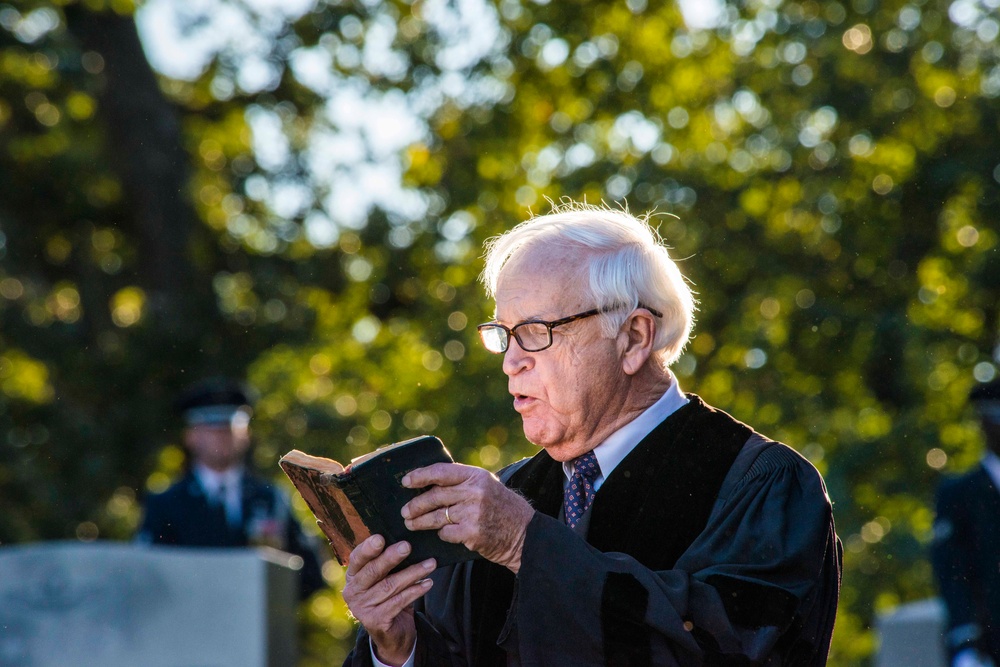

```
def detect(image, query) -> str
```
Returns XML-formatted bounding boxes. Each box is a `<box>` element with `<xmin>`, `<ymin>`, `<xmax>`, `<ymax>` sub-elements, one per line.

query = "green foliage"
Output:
<box><xmin>2</xmin><ymin>0</ymin><xmax>999</xmax><ymax>663</ymax></box>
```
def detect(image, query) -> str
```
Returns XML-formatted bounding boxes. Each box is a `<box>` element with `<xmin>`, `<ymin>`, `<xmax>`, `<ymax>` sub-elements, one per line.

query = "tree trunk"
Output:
<box><xmin>63</xmin><ymin>4</ymin><xmax>198</xmax><ymax>327</ymax></box>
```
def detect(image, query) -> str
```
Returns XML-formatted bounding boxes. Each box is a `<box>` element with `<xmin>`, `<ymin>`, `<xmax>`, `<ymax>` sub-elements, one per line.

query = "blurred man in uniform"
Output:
<box><xmin>137</xmin><ymin>377</ymin><xmax>326</xmax><ymax>600</ymax></box>
<box><xmin>933</xmin><ymin>378</ymin><xmax>1000</xmax><ymax>667</ymax></box>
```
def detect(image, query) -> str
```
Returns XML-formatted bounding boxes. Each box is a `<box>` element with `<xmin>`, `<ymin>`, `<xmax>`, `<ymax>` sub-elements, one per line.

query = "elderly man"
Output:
<box><xmin>933</xmin><ymin>379</ymin><xmax>1000</xmax><ymax>667</ymax></box>
<box><xmin>342</xmin><ymin>203</ymin><xmax>842</xmax><ymax>666</ymax></box>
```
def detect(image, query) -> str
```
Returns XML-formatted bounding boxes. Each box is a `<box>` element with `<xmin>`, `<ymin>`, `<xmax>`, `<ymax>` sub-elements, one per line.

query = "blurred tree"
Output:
<box><xmin>1</xmin><ymin>0</ymin><xmax>999</xmax><ymax>664</ymax></box>
<box><xmin>0</xmin><ymin>0</ymin><xmax>211</xmax><ymax>546</ymax></box>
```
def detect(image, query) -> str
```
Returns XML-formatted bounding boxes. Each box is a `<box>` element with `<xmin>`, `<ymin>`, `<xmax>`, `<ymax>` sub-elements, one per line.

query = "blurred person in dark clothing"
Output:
<box><xmin>933</xmin><ymin>378</ymin><xmax>1000</xmax><ymax>667</ymax></box>
<box><xmin>136</xmin><ymin>377</ymin><xmax>326</xmax><ymax>600</ymax></box>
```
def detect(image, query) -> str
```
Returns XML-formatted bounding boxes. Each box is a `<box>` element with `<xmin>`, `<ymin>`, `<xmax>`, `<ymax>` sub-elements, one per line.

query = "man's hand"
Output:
<box><xmin>400</xmin><ymin>463</ymin><xmax>535</xmax><ymax>573</ymax></box>
<box><xmin>342</xmin><ymin>535</ymin><xmax>436</xmax><ymax>667</ymax></box>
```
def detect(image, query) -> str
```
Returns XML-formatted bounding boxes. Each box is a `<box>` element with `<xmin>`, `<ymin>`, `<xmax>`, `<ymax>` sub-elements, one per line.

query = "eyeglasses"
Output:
<box><xmin>477</xmin><ymin>304</ymin><xmax>663</xmax><ymax>354</ymax></box>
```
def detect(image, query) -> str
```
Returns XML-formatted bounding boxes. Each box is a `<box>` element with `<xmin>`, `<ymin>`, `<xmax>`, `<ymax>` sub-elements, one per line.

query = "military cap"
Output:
<box><xmin>970</xmin><ymin>377</ymin><xmax>1000</xmax><ymax>423</ymax></box>
<box><xmin>970</xmin><ymin>378</ymin><xmax>1000</xmax><ymax>402</ymax></box>
<box><xmin>175</xmin><ymin>377</ymin><xmax>253</xmax><ymax>427</ymax></box>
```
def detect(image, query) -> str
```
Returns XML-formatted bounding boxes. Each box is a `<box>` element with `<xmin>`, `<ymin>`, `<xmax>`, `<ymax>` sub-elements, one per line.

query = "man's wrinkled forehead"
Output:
<box><xmin>498</xmin><ymin>244</ymin><xmax>593</xmax><ymax>291</ymax></box>
<box><xmin>494</xmin><ymin>246</ymin><xmax>590</xmax><ymax>315</ymax></box>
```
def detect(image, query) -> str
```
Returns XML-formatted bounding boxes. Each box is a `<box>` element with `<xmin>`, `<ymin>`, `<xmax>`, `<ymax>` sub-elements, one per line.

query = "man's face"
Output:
<box><xmin>183</xmin><ymin>422</ymin><xmax>250</xmax><ymax>471</ymax></box>
<box><xmin>495</xmin><ymin>247</ymin><xmax>631</xmax><ymax>462</ymax></box>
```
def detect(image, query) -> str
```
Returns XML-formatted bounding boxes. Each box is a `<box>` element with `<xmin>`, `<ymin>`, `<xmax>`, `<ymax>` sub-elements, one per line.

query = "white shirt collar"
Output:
<box><xmin>194</xmin><ymin>464</ymin><xmax>243</xmax><ymax>497</ymax></box>
<box><xmin>982</xmin><ymin>451</ymin><xmax>1000</xmax><ymax>493</ymax></box>
<box><xmin>563</xmin><ymin>373</ymin><xmax>689</xmax><ymax>490</ymax></box>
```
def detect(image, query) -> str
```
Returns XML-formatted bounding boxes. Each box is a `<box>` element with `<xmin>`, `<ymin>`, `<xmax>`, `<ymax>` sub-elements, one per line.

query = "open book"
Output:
<box><xmin>279</xmin><ymin>435</ymin><xmax>479</xmax><ymax>570</ymax></box>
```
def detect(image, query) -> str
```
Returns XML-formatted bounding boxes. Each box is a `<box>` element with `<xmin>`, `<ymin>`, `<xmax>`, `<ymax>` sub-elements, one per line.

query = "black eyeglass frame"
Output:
<box><xmin>477</xmin><ymin>303</ymin><xmax>664</xmax><ymax>354</ymax></box>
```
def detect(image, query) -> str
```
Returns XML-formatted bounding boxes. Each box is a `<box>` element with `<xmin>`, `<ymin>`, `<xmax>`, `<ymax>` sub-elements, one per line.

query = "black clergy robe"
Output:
<box><xmin>346</xmin><ymin>395</ymin><xmax>842</xmax><ymax>666</ymax></box>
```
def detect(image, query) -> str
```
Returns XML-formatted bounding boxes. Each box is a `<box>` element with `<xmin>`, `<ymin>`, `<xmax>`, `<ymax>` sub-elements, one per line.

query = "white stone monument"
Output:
<box><xmin>0</xmin><ymin>541</ymin><xmax>301</xmax><ymax>667</ymax></box>
<box><xmin>876</xmin><ymin>597</ymin><xmax>948</xmax><ymax>667</ymax></box>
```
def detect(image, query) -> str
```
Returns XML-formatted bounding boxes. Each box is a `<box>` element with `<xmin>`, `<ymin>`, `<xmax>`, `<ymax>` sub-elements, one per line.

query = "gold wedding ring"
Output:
<box><xmin>445</xmin><ymin>506</ymin><xmax>454</xmax><ymax>525</ymax></box>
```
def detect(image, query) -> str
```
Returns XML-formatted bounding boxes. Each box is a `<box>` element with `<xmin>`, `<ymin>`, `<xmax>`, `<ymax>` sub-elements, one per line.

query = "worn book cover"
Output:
<box><xmin>279</xmin><ymin>435</ymin><xmax>479</xmax><ymax>570</ymax></box>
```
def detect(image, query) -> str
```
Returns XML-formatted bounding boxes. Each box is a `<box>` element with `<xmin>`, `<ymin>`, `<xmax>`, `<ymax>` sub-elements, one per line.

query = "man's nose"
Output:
<box><xmin>501</xmin><ymin>339</ymin><xmax>532</xmax><ymax>375</ymax></box>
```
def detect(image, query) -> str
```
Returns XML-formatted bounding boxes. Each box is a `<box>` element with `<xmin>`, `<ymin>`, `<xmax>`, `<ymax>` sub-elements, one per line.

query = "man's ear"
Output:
<box><xmin>619</xmin><ymin>310</ymin><xmax>657</xmax><ymax>376</ymax></box>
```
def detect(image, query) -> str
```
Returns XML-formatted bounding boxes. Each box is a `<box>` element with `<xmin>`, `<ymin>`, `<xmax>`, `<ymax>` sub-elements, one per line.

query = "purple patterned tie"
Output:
<box><xmin>564</xmin><ymin>450</ymin><xmax>601</xmax><ymax>529</ymax></box>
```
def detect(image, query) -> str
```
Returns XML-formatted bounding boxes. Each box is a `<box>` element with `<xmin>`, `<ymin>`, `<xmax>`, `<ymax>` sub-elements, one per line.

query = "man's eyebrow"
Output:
<box><xmin>492</xmin><ymin>312</ymin><xmax>538</xmax><ymax>325</ymax></box>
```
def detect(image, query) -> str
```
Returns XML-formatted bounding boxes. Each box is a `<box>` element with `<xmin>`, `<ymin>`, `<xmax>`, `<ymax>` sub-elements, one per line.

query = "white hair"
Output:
<box><xmin>480</xmin><ymin>201</ymin><xmax>696</xmax><ymax>366</ymax></box>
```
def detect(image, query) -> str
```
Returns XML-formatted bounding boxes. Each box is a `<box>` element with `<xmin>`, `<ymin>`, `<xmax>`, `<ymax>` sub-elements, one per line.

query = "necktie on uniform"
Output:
<box><xmin>563</xmin><ymin>450</ymin><xmax>601</xmax><ymax>529</ymax></box>
<box><xmin>219</xmin><ymin>482</ymin><xmax>243</xmax><ymax>527</ymax></box>
<box><xmin>208</xmin><ymin>482</ymin><xmax>235</xmax><ymax>527</ymax></box>
<box><xmin>212</xmin><ymin>482</ymin><xmax>227</xmax><ymax>510</ymax></box>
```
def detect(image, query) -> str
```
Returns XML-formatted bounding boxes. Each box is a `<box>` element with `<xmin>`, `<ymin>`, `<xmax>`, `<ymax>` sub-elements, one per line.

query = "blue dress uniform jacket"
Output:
<box><xmin>932</xmin><ymin>464</ymin><xmax>1000</xmax><ymax>662</ymax></box>
<box><xmin>138</xmin><ymin>470</ymin><xmax>326</xmax><ymax>599</ymax></box>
